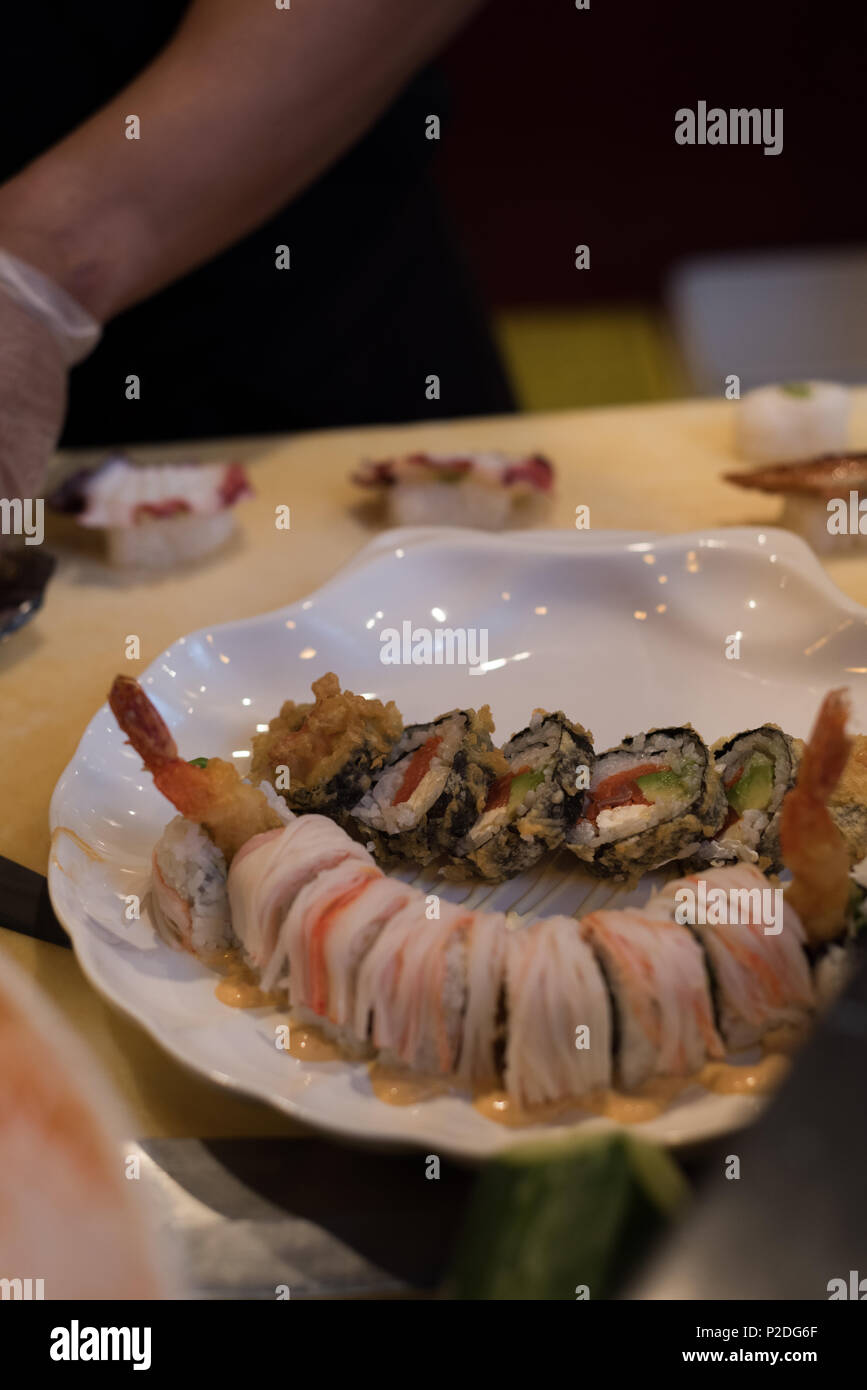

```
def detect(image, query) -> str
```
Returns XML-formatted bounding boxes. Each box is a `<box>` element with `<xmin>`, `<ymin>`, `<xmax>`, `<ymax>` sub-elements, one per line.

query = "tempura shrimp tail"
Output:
<box><xmin>109</xmin><ymin>675</ymin><xmax>179</xmax><ymax>771</ymax></box>
<box><xmin>109</xmin><ymin>676</ymin><xmax>282</xmax><ymax>861</ymax></box>
<box><xmin>780</xmin><ymin>688</ymin><xmax>853</xmax><ymax>944</ymax></box>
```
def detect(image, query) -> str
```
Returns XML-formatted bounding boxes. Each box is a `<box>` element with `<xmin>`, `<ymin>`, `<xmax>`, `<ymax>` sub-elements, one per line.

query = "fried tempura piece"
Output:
<box><xmin>828</xmin><ymin>733</ymin><xmax>867</xmax><ymax>863</ymax></box>
<box><xmin>250</xmin><ymin>673</ymin><xmax>403</xmax><ymax>813</ymax></box>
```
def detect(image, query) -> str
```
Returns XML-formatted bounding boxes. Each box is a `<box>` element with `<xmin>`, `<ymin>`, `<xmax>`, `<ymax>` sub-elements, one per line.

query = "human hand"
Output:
<box><xmin>0</xmin><ymin>293</ymin><xmax>67</xmax><ymax>504</ymax></box>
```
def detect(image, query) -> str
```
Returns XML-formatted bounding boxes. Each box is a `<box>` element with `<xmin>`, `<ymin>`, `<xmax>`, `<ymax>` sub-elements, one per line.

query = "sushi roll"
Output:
<box><xmin>566</xmin><ymin>725</ymin><xmax>726</xmax><ymax>881</ymax></box>
<box><xmin>734</xmin><ymin>382</ymin><xmax>850</xmax><ymax>464</ymax></box>
<box><xmin>456</xmin><ymin>910</ymin><xmax>510</xmax><ymax>1091</ymax></box>
<box><xmin>352</xmin><ymin>706</ymin><xmax>504</xmax><ymax>864</ymax></box>
<box><xmin>646</xmin><ymin>865</ymin><xmax>814</xmax><ymax>1050</ymax></box>
<box><xmin>227</xmin><ymin>813</ymin><xmax>377</xmax><ymax>988</ymax></box>
<box><xmin>355</xmin><ymin>898</ymin><xmax>474</xmax><ymax>1074</ymax></box>
<box><xmin>452</xmin><ymin>711</ymin><xmax>594</xmax><ymax>880</ymax></box>
<box><xmin>503</xmin><ymin>916</ymin><xmax>613</xmax><ymax>1107</ymax></box>
<box><xmin>282</xmin><ymin>857</ymin><xmax>383</xmax><ymax>1022</ymax></box>
<box><xmin>581</xmin><ymin>909</ymin><xmax>725</xmax><ymax>1090</ymax></box>
<box><xmin>151</xmin><ymin>816</ymin><xmax>235</xmax><ymax>960</ymax></box>
<box><xmin>685</xmin><ymin>725</ymin><xmax>801</xmax><ymax>873</ymax></box>
<box><xmin>249</xmin><ymin>672</ymin><xmax>403</xmax><ymax>826</ymax></box>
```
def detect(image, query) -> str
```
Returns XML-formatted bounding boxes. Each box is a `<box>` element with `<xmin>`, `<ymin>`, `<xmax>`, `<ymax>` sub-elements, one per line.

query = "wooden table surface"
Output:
<box><xmin>3</xmin><ymin>393</ymin><xmax>867</xmax><ymax>1137</ymax></box>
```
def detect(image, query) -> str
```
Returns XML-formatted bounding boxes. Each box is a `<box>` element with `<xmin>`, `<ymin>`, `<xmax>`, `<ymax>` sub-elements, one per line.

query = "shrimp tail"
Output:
<box><xmin>108</xmin><ymin>675</ymin><xmax>282</xmax><ymax>861</ymax></box>
<box><xmin>796</xmin><ymin>687</ymin><xmax>851</xmax><ymax>804</ymax></box>
<box><xmin>109</xmin><ymin>675</ymin><xmax>179</xmax><ymax>772</ymax></box>
<box><xmin>780</xmin><ymin>688</ymin><xmax>854</xmax><ymax>943</ymax></box>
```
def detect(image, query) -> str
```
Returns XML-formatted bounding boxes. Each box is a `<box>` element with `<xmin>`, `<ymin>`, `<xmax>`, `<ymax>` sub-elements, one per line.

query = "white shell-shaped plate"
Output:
<box><xmin>49</xmin><ymin>527</ymin><xmax>867</xmax><ymax>1159</ymax></box>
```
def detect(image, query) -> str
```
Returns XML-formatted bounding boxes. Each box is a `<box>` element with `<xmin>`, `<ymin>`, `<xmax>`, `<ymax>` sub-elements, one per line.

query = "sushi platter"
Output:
<box><xmin>48</xmin><ymin>525</ymin><xmax>867</xmax><ymax>1158</ymax></box>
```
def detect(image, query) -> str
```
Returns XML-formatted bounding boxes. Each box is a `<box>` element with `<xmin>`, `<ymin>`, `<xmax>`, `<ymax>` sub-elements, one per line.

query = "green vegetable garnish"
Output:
<box><xmin>726</xmin><ymin>752</ymin><xmax>773</xmax><ymax>814</ymax></box>
<box><xmin>442</xmin><ymin>1132</ymin><xmax>688</xmax><ymax>1301</ymax></box>
<box><xmin>636</xmin><ymin>769</ymin><xmax>685</xmax><ymax>800</ymax></box>
<box><xmin>508</xmin><ymin>768</ymin><xmax>545</xmax><ymax>810</ymax></box>
<box><xmin>780</xmin><ymin>382</ymin><xmax>811</xmax><ymax>398</ymax></box>
<box><xmin>188</xmin><ymin>757</ymin><xmax>209</xmax><ymax>768</ymax></box>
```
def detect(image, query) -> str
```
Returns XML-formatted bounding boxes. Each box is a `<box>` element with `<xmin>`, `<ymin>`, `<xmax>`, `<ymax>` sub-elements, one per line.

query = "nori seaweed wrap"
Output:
<box><xmin>352</xmin><ymin>706</ymin><xmax>504</xmax><ymax>864</ymax></box>
<box><xmin>451</xmin><ymin>710</ymin><xmax>595</xmax><ymax>880</ymax></box>
<box><xmin>566</xmin><ymin>724</ymin><xmax>726</xmax><ymax>880</ymax></box>
<box><xmin>684</xmin><ymin>724</ymin><xmax>801</xmax><ymax>874</ymax></box>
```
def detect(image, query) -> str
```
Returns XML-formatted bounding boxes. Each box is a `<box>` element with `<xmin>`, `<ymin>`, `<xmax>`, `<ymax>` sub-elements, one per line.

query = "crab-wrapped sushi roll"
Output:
<box><xmin>352</xmin><ymin>706</ymin><xmax>504</xmax><ymax>864</ymax></box>
<box><xmin>646</xmin><ymin>865</ymin><xmax>814</xmax><ymax>1049</ymax></box>
<box><xmin>228</xmin><ymin>814</ymin><xmax>377</xmax><ymax>988</ymax></box>
<box><xmin>280</xmin><ymin>866</ymin><xmax>411</xmax><ymax>1053</ymax></box>
<box><xmin>250</xmin><ymin>673</ymin><xmax>403</xmax><ymax>826</ymax></box>
<box><xmin>566</xmin><ymin>725</ymin><xmax>726</xmax><ymax>880</ymax></box>
<box><xmin>581</xmin><ymin>908</ymin><xmax>725</xmax><ymax>1089</ymax></box>
<box><xmin>503</xmin><ymin>916</ymin><xmax>612</xmax><ymax>1107</ymax></box>
<box><xmin>355</xmin><ymin>898</ymin><xmax>474</xmax><ymax>1073</ymax></box>
<box><xmin>282</xmin><ymin>858</ymin><xmax>383</xmax><ymax>1016</ymax></box>
<box><xmin>453</xmin><ymin>711</ymin><xmax>594</xmax><ymax>880</ymax></box>
<box><xmin>455</xmin><ymin>911</ymin><xmax>510</xmax><ymax>1091</ymax></box>
<box><xmin>685</xmin><ymin>725</ymin><xmax>801</xmax><ymax>873</ymax></box>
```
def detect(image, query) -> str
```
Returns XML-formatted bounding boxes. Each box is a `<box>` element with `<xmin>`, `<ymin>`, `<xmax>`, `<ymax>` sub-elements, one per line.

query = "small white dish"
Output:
<box><xmin>49</xmin><ymin>526</ymin><xmax>867</xmax><ymax>1158</ymax></box>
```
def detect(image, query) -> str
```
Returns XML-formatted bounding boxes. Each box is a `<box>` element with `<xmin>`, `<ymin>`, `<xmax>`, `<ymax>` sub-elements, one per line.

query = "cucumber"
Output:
<box><xmin>442</xmin><ymin>1132</ymin><xmax>687</xmax><ymax>1300</ymax></box>
<box><xmin>727</xmin><ymin>753</ymin><xmax>773</xmax><ymax>813</ymax></box>
<box><xmin>635</xmin><ymin>769</ymin><xmax>684</xmax><ymax>800</ymax></box>
<box><xmin>508</xmin><ymin>768</ymin><xmax>545</xmax><ymax>810</ymax></box>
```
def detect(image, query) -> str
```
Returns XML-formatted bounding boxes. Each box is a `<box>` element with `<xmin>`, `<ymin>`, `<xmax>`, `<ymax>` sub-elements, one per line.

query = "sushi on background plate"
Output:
<box><xmin>734</xmin><ymin>381</ymin><xmax>850</xmax><ymax>464</ymax></box>
<box><xmin>725</xmin><ymin>451</ymin><xmax>867</xmax><ymax>556</ymax></box>
<box><xmin>353</xmin><ymin>451</ymin><xmax>553</xmax><ymax>530</ymax></box>
<box><xmin>48</xmin><ymin>454</ymin><xmax>252</xmax><ymax>567</ymax></box>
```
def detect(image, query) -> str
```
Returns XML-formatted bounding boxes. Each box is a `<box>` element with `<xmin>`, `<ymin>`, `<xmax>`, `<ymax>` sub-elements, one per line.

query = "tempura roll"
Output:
<box><xmin>566</xmin><ymin>725</ymin><xmax>726</xmax><ymax>880</ymax></box>
<box><xmin>352</xmin><ymin>706</ymin><xmax>503</xmax><ymax>864</ymax></box>
<box><xmin>686</xmin><ymin>724</ymin><xmax>801</xmax><ymax>873</ymax></box>
<box><xmin>454</xmin><ymin>711</ymin><xmax>594</xmax><ymax>880</ymax></box>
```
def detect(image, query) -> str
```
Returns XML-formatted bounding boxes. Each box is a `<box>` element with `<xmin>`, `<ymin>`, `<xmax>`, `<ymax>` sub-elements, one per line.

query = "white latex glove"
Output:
<box><xmin>0</xmin><ymin>293</ymin><xmax>67</xmax><ymax>502</ymax></box>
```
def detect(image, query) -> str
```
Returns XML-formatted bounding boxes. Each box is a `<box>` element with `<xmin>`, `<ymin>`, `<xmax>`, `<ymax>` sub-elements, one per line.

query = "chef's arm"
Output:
<box><xmin>0</xmin><ymin>0</ymin><xmax>482</xmax><ymax>323</ymax></box>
